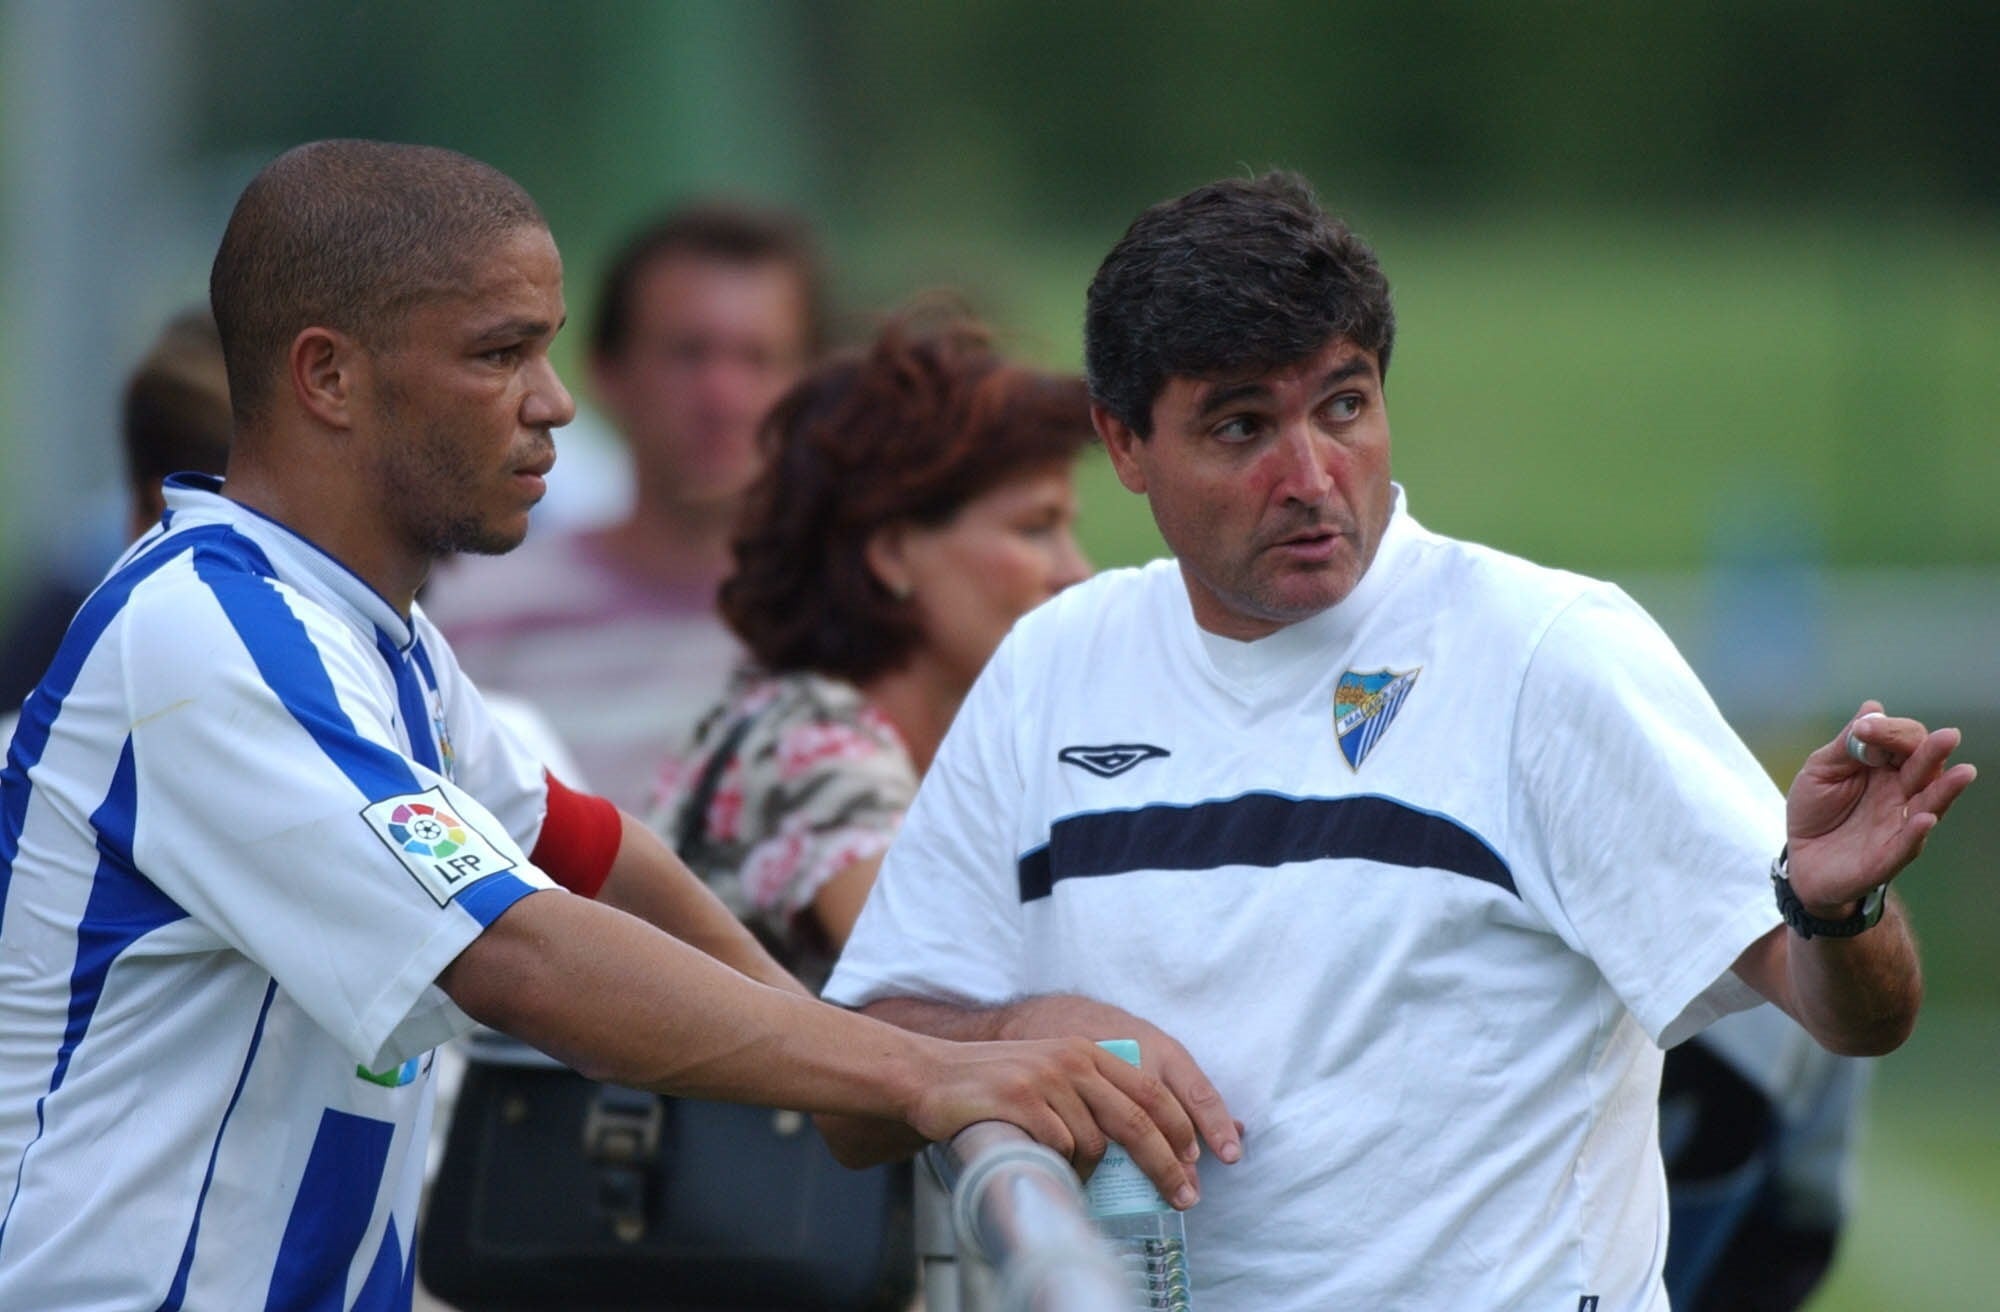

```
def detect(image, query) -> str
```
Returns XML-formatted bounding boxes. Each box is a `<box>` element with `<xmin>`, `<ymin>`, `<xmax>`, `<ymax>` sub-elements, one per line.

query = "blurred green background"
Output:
<box><xmin>3</xmin><ymin>2</ymin><xmax>1994</xmax><ymax>1305</ymax></box>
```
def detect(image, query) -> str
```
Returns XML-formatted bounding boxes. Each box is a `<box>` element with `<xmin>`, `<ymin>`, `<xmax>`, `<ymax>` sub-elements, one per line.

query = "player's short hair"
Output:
<box><xmin>123</xmin><ymin>308</ymin><xmax>232</xmax><ymax>495</ymax></box>
<box><xmin>722</xmin><ymin>312</ymin><xmax>1091</xmax><ymax>683</ymax></box>
<box><xmin>1084</xmin><ymin>171</ymin><xmax>1396</xmax><ymax>436</ymax></box>
<box><xmin>209</xmin><ymin>139</ymin><xmax>546</xmax><ymax>424</ymax></box>
<box><xmin>589</xmin><ymin>201</ymin><xmax>826</xmax><ymax>361</ymax></box>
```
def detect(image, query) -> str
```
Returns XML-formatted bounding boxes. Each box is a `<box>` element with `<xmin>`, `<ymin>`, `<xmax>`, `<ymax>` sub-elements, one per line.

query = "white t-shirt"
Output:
<box><xmin>0</xmin><ymin>475</ymin><xmax>556</xmax><ymax>1309</ymax></box>
<box><xmin>826</xmin><ymin>490</ymin><xmax>1783</xmax><ymax>1312</ymax></box>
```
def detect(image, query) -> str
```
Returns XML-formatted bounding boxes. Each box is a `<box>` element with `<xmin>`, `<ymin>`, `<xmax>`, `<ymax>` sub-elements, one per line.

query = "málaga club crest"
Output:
<box><xmin>1333</xmin><ymin>667</ymin><xmax>1420</xmax><ymax>770</ymax></box>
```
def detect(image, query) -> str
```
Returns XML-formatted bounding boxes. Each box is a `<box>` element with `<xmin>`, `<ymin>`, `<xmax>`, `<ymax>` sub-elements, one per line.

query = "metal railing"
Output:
<box><xmin>919</xmin><ymin>1120</ymin><xmax>1129</xmax><ymax>1312</ymax></box>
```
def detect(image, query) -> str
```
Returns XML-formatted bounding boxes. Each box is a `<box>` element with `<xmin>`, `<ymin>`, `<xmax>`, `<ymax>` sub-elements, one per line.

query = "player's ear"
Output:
<box><xmin>289</xmin><ymin>326</ymin><xmax>366</xmax><ymax>430</ymax></box>
<box><xmin>1093</xmin><ymin>403</ymin><xmax>1149</xmax><ymax>495</ymax></box>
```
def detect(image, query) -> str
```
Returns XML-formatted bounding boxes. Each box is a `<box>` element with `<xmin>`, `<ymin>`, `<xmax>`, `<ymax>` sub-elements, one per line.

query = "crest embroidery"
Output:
<box><xmin>1332</xmin><ymin>667</ymin><xmax>1420</xmax><ymax>770</ymax></box>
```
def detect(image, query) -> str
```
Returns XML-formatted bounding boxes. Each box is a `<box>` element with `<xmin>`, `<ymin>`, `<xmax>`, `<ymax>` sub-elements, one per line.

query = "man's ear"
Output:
<box><xmin>1092</xmin><ymin>403</ymin><xmax>1149</xmax><ymax>495</ymax></box>
<box><xmin>288</xmin><ymin>326</ymin><xmax>364</xmax><ymax>429</ymax></box>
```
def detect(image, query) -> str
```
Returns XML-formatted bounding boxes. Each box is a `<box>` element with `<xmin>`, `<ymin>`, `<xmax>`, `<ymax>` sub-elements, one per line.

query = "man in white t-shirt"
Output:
<box><xmin>0</xmin><ymin>140</ymin><xmax>1203</xmax><ymax>1311</ymax></box>
<box><xmin>823</xmin><ymin>173</ymin><xmax>1976</xmax><ymax>1311</ymax></box>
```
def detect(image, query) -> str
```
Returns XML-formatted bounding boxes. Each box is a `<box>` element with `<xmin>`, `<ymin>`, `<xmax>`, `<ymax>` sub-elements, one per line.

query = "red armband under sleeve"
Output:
<box><xmin>530</xmin><ymin>771</ymin><xmax>622</xmax><ymax>899</ymax></box>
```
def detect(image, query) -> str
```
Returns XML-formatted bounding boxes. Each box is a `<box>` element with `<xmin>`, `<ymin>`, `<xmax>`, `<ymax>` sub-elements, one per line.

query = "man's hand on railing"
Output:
<box><xmin>905</xmin><ymin>1034</ymin><xmax>1206</xmax><ymax>1209</ymax></box>
<box><xmin>987</xmin><ymin>995</ymin><xmax>1243</xmax><ymax>1169</ymax></box>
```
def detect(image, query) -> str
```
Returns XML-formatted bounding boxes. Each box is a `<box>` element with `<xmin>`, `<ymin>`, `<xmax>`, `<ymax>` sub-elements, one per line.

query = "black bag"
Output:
<box><xmin>420</xmin><ymin>1036</ymin><xmax>915</xmax><ymax>1311</ymax></box>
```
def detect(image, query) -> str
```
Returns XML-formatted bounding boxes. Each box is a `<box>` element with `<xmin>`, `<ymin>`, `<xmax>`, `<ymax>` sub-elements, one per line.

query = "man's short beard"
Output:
<box><xmin>418</xmin><ymin>512</ymin><xmax>526</xmax><ymax>559</ymax></box>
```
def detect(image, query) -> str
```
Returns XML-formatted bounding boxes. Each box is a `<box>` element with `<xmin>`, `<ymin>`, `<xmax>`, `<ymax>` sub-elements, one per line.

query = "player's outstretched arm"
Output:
<box><xmin>592</xmin><ymin>811</ymin><xmax>810</xmax><ymax>996</ymax></box>
<box><xmin>1733</xmin><ymin>702</ymin><xmax>1976</xmax><ymax>1056</ymax></box>
<box><xmin>854</xmin><ymin>992</ymin><xmax>1242</xmax><ymax>1168</ymax></box>
<box><xmin>437</xmin><ymin>888</ymin><xmax>1204</xmax><ymax>1206</ymax></box>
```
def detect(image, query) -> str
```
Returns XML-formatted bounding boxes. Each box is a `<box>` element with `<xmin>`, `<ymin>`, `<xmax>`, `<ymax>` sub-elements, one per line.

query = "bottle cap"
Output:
<box><xmin>1098</xmin><ymin>1038</ymin><xmax>1142</xmax><ymax>1067</ymax></box>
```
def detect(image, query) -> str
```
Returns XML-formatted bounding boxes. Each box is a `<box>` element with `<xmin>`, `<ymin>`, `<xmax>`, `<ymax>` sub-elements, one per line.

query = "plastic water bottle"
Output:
<box><xmin>1085</xmin><ymin>1039</ymin><xmax>1194</xmax><ymax>1311</ymax></box>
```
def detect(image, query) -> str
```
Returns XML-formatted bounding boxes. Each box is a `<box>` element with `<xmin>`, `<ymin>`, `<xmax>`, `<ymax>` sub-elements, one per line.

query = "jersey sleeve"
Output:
<box><xmin>123</xmin><ymin>573</ymin><xmax>554</xmax><ymax>1070</ymax></box>
<box><xmin>1511</xmin><ymin>584</ymin><xmax>1783</xmax><ymax>1048</ymax></box>
<box><xmin>822</xmin><ymin>637</ymin><xmax>1029</xmax><ymax>1009</ymax></box>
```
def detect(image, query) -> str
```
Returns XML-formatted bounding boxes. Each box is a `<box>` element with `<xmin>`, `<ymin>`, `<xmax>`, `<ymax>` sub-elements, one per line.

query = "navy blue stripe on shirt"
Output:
<box><xmin>264</xmin><ymin>1108</ymin><xmax>395</xmax><ymax>1312</ymax></box>
<box><xmin>54</xmin><ymin>739</ymin><xmax>188</xmax><ymax>1093</ymax></box>
<box><xmin>1</xmin><ymin>525</ymin><xmax>236</xmax><ymax>929</ymax></box>
<box><xmin>454</xmin><ymin>871</ymin><xmax>542</xmax><ymax>928</ymax></box>
<box><xmin>1016</xmin><ymin>791</ymin><xmax>1514</xmax><ymax>902</ymax></box>
<box><xmin>158</xmin><ymin>979</ymin><xmax>279</xmax><ymax>1312</ymax></box>
<box><xmin>0</xmin><ymin>735</ymin><xmax>189</xmax><ymax>1252</ymax></box>
<box><xmin>376</xmin><ymin>631</ymin><xmax>440</xmax><ymax>775</ymax></box>
<box><xmin>191</xmin><ymin>540</ymin><xmax>423</xmax><ymax>802</ymax></box>
<box><xmin>407</xmin><ymin>638</ymin><xmax>441</xmax><ymax>695</ymax></box>
<box><xmin>353</xmin><ymin>1214</ymin><xmax>409</xmax><ymax>1311</ymax></box>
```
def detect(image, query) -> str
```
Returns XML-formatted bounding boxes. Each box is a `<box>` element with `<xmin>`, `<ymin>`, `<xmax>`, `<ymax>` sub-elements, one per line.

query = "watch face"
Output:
<box><xmin>1859</xmin><ymin>883</ymin><xmax>1888</xmax><ymax>924</ymax></box>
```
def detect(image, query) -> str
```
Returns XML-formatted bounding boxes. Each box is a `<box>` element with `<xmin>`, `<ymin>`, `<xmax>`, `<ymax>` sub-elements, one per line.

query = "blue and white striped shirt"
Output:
<box><xmin>0</xmin><ymin>475</ymin><xmax>555</xmax><ymax>1309</ymax></box>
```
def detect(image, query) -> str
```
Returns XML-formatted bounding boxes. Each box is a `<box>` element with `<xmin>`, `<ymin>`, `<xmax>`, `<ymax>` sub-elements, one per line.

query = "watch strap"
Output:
<box><xmin>1770</xmin><ymin>846</ymin><xmax>1887</xmax><ymax>939</ymax></box>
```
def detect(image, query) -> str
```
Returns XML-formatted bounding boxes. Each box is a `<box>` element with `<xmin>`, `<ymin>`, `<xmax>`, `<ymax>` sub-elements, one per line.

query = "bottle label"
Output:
<box><xmin>1085</xmin><ymin>1142</ymin><xmax>1173</xmax><ymax>1217</ymax></box>
<box><xmin>1084</xmin><ymin>1039</ymin><xmax>1171</xmax><ymax>1218</ymax></box>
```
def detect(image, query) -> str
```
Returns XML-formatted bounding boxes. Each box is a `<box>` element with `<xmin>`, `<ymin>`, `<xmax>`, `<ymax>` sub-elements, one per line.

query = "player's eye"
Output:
<box><xmin>1324</xmin><ymin>393</ymin><xmax>1363</xmax><ymax>422</ymax></box>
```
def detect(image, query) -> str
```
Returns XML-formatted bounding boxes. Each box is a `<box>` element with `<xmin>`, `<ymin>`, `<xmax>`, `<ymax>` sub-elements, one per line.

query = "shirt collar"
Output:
<box><xmin>162</xmin><ymin>473</ymin><xmax>416</xmax><ymax>649</ymax></box>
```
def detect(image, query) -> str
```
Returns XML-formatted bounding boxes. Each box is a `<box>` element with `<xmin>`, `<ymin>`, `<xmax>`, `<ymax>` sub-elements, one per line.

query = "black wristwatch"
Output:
<box><xmin>1770</xmin><ymin>846</ymin><xmax>1887</xmax><ymax>939</ymax></box>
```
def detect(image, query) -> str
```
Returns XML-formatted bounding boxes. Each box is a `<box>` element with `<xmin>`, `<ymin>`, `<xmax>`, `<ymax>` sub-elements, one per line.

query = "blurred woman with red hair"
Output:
<box><xmin>648</xmin><ymin>314</ymin><xmax>1093</xmax><ymax>987</ymax></box>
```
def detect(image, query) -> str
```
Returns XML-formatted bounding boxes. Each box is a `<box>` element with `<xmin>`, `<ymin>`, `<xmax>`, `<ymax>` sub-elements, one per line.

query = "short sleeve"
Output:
<box><xmin>646</xmin><ymin>674</ymin><xmax>917</xmax><ymax>979</ymax></box>
<box><xmin>1512</xmin><ymin>585</ymin><xmax>1783</xmax><ymax>1048</ymax></box>
<box><xmin>732</xmin><ymin>704</ymin><xmax>915</xmax><ymax>916</ymax></box>
<box><xmin>824</xmin><ymin>638</ymin><xmax>1029</xmax><ymax>1009</ymax></box>
<box><xmin>124</xmin><ymin>575</ymin><xmax>552</xmax><ymax>1069</ymax></box>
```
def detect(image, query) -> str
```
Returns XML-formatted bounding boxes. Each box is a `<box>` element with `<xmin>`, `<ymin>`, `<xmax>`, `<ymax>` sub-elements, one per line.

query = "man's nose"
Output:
<box><xmin>525</xmin><ymin>359</ymin><xmax>576</xmax><ymax>429</ymax></box>
<box><xmin>1271</xmin><ymin>423</ymin><xmax>1335</xmax><ymax>504</ymax></box>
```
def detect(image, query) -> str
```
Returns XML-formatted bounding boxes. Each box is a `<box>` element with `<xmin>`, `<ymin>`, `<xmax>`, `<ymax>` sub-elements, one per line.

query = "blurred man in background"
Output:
<box><xmin>423</xmin><ymin>203</ymin><xmax>823</xmax><ymax>812</ymax></box>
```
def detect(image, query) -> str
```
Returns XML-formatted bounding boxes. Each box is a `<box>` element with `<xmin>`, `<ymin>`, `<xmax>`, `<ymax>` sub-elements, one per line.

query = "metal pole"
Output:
<box><xmin>925</xmin><ymin>1121</ymin><xmax>1128</xmax><ymax>1312</ymax></box>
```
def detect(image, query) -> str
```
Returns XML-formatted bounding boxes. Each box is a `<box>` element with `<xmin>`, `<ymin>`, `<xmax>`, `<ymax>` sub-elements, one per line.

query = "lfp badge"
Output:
<box><xmin>362</xmin><ymin>786</ymin><xmax>518</xmax><ymax>906</ymax></box>
<box><xmin>386</xmin><ymin>800</ymin><xmax>467</xmax><ymax>858</ymax></box>
<box><xmin>1333</xmin><ymin>667</ymin><xmax>1420</xmax><ymax>770</ymax></box>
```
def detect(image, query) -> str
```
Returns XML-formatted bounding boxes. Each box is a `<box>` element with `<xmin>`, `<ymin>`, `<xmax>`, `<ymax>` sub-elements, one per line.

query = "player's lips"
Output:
<box><xmin>511</xmin><ymin>453</ymin><xmax>554</xmax><ymax>502</ymax></box>
<box><xmin>1266</xmin><ymin>527</ymin><xmax>1347</xmax><ymax>562</ymax></box>
<box><xmin>511</xmin><ymin>443</ymin><xmax>556</xmax><ymax>491</ymax></box>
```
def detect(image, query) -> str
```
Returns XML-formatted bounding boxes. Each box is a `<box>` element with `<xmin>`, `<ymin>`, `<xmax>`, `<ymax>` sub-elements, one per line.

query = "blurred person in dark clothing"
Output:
<box><xmin>0</xmin><ymin>309</ymin><xmax>232</xmax><ymax>714</ymax></box>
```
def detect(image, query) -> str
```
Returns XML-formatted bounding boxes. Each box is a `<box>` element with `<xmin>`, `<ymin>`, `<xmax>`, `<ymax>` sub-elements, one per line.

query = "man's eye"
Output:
<box><xmin>1325</xmin><ymin>394</ymin><xmax>1362</xmax><ymax>421</ymax></box>
<box><xmin>1213</xmin><ymin>416</ymin><xmax>1261</xmax><ymax>443</ymax></box>
<box><xmin>481</xmin><ymin>346</ymin><xmax>519</xmax><ymax>365</ymax></box>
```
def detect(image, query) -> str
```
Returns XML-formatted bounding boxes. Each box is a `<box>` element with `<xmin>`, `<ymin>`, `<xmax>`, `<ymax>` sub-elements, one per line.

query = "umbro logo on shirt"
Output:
<box><xmin>1057</xmin><ymin>743</ymin><xmax>1170</xmax><ymax>778</ymax></box>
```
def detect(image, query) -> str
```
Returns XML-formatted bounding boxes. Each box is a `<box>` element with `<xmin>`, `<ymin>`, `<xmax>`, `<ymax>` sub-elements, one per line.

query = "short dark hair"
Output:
<box><xmin>1084</xmin><ymin>171</ymin><xmax>1396</xmax><ymax>436</ymax></box>
<box><xmin>209</xmin><ymin>139</ymin><xmax>545</xmax><ymax>424</ymax></box>
<box><xmin>123</xmin><ymin>308</ymin><xmax>231</xmax><ymax>494</ymax></box>
<box><xmin>722</xmin><ymin>314</ymin><xmax>1092</xmax><ymax>683</ymax></box>
<box><xmin>589</xmin><ymin>201</ymin><xmax>826</xmax><ymax>360</ymax></box>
